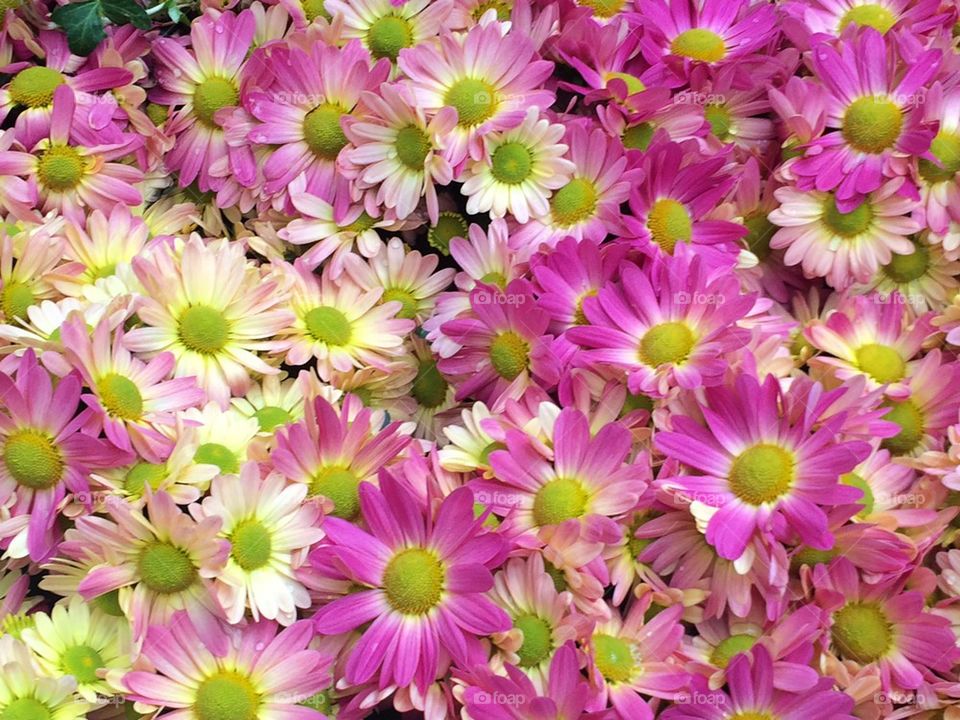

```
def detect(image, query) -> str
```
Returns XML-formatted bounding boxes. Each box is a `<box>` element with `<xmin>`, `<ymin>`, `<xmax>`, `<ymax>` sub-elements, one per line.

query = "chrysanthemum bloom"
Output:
<box><xmin>914</xmin><ymin>85</ymin><xmax>960</xmax><ymax>235</ymax></box>
<box><xmin>768</xmin><ymin>180</ymin><xmax>919</xmax><ymax>289</ymax></box>
<box><xmin>276</xmin><ymin>261</ymin><xmax>414</xmax><ymax>379</ymax></box>
<box><xmin>271</xmin><ymin>394</ymin><xmax>412</xmax><ymax>519</ymax></box>
<box><xmin>783</xmin><ymin>0</ymin><xmax>946</xmax><ymax>37</ymax></box>
<box><xmin>343</xmin><ymin>237</ymin><xmax>456</xmax><ymax>324</ymax></box>
<box><xmin>637</xmin><ymin>0</ymin><xmax>779</xmax><ymax>68</ymax></box>
<box><xmin>151</xmin><ymin>10</ymin><xmax>255</xmax><ymax>191</ymax></box>
<box><xmin>656</xmin><ymin>372</ymin><xmax>871</xmax><ymax>561</ymax></box>
<box><xmin>312</xmin><ymin>475</ymin><xmax>510</xmax><ymax>692</ymax></box>
<box><xmin>398</xmin><ymin>22</ymin><xmax>554</xmax><ymax>167</ymax></box>
<box><xmin>230</xmin><ymin>371</ymin><xmax>306</xmax><ymax>437</ymax></box>
<box><xmin>0</xmin><ymin>636</ymin><xmax>90</xmax><ymax>720</ymax></box>
<box><xmin>487</xmin><ymin>554</ymin><xmax>587</xmax><ymax>690</ymax></box>
<box><xmin>342</xmin><ymin>83</ymin><xmax>456</xmax><ymax>223</ymax></box>
<box><xmin>0</xmin><ymin>351</ymin><xmax>129</xmax><ymax>561</ymax></box>
<box><xmin>875</xmin><ymin>350</ymin><xmax>960</xmax><ymax>457</ymax></box>
<box><xmin>661</xmin><ymin>645</ymin><xmax>855</xmax><ymax>720</ymax></box>
<box><xmin>509</xmin><ymin>123</ymin><xmax>639</xmax><ymax>254</ymax></box>
<box><xmin>438</xmin><ymin>401</ymin><xmax>500</xmax><ymax>475</ymax></box>
<box><xmin>461</xmin><ymin>108</ymin><xmax>574</xmax><ymax>224</ymax></box>
<box><xmin>74</xmin><ymin>491</ymin><xmax>230</xmax><ymax>652</ymax></box>
<box><xmin>0</xmin><ymin>224</ymin><xmax>63</xmax><ymax>323</ymax></box>
<box><xmin>567</xmin><ymin>248</ymin><xmax>754</xmax><ymax>397</ymax></box>
<box><xmin>438</xmin><ymin>279</ymin><xmax>559</xmax><ymax>404</ymax></box>
<box><xmin>61</xmin><ymin>314</ymin><xmax>204</xmax><ymax>463</ymax></box>
<box><xmin>805</xmin><ymin>293</ymin><xmax>933</xmax><ymax>398</ymax></box>
<box><xmin>124</xmin><ymin>613</ymin><xmax>332</xmax><ymax>720</ymax></box>
<box><xmin>814</xmin><ymin>559</ymin><xmax>959</xmax><ymax>689</ymax></box>
<box><xmin>478</xmin><ymin>407</ymin><xmax>645</xmax><ymax>544</ymax></box>
<box><xmin>326</xmin><ymin>0</ymin><xmax>456</xmax><ymax>62</ymax></box>
<box><xmin>0</xmin><ymin>86</ymin><xmax>142</xmax><ymax>220</ymax></box>
<box><xmin>245</xmin><ymin>40</ymin><xmax>390</xmax><ymax>204</ymax></box>
<box><xmin>126</xmin><ymin>237</ymin><xmax>293</xmax><ymax>408</ymax></box>
<box><xmin>858</xmin><ymin>238</ymin><xmax>960</xmax><ymax>311</ymax></box>
<box><xmin>584</xmin><ymin>600</ymin><xmax>688</xmax><ymax>718</ymax></box>
<box><xmin>624</xmin><ymin>141</ymin><xmax>745</xmax><ymax>262</ymax></box>
<box><xmin>192</xmin><ymin>463</ymin><xmax>324</xmax><ymax>625</ymax></box>
<box><xmin>461</xmin><ymin>642</ymin><xmax>599</xmax><ymax>720</ymax></box>
<box><xmin>21</xmin><ymin>596</ymin><xmax>131</xmax><ymax>703</ymax></box>
<box><xmin>791</xmin><ymin>29</ymin><xmax>940</xmax><ymax>204</ymax></box>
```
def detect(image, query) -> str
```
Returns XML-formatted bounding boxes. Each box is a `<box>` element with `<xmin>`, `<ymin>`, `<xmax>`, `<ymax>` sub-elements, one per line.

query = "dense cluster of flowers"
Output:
<box><xmin>3</xmin><ymin>0</ymin><xmax>960</xmax><ymax>718</ymax></box>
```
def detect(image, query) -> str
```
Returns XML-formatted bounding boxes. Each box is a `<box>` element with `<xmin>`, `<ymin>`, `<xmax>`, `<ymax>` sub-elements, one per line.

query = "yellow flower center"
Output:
<box><xmin>831</xmin><ymin>602</ymin><xmax>893</xmax><ymax>663</ymax></box>
<box><xmin>394</xmin><ymin>125</ymin><xmax>432</xmax><ymax>171</ymax></box>
<box><xmin>919</xmin><ymin>132</ymin><xmax>960</xmax><ymax>183</ymax></box>
<box><xmin>489</xmin><ymin>331</ymin><xmax>530</xmax><ymax>380</ymax></box>
<box><xmin>310</xmin><ymin>466</ymin><xmax>360</xmax><ymax>519</ymax></box>
<box><xmin>646</xmin><ymin>198</ymin><xmax>692</xmax><ymax>253</ymax></box>
<box><xmin>533</xmin><ymin>477</ymin><xmax>588</xmax><ymax>526</ymax></box>
<box><xmin>178</xmin><ymin>305</ymin><xmax>230</xmax><ymax>355</ymax></box>
<box><xmin>366</xmin><ymin>15</ymin><xmax>413</xmax><ymax>60</ymax></box>
<box><xmin>97</xmin><ymin>373</ymin><xmax>144</xmax><ymax>420</ymax></box>
<box><xmin>514</xmin><ymin>613</ymin><xmax>553</xmax><ymax>667</ymax></box>
<box><xmin>839</xmin><ymin>3</ymin><xmax>897</xmax><ymax>32</ymax></box>
<box><xmin>138</xmin><ymin>541</ymin><xmax>197</xmax><ymax>594</ymax></box>
<box><xmin>193</xmin><ymin>77</ymin><xmax>239</xmax><ymax>128</ymax></box>
<box><xmin>881</xmin><ymin>400</ymin><xmax>925</xmax><ymax>454</ymax></box>
<box><xmin>551</xmin><ymin>178</ymin><xmax>598</xmax><ymax>227</ymax></box>
<box><xmin>445</xmin><ymin>77</ymin><xmax>497</xmax><ymax>127</ymax></box>
<box><xmin>728</xmin><ymin>443</ymin><xmax>794</xmax><ymax>505</ymax></box>
<box><xmin>578</xmin><ymin>0</ymin><xmax>625</xmax><ymax>18</ymax></box>
<box><xmin>230</xmin><ymin>518</ymin><xmax>272</xmax><ymax>571</ymax></box>
<box><xmin>37</xmin><ymin>145</ymin><xmax>85</xmax><ymax>192</ymax></box>
<box><xmin>854</xmin><ymin>343</ymin><xmax>905</xmax><ymax>384</ymax></box>
<box><xmin>842</xmin><ymin>96</ymin><xmax>902</xmax><ymax>154</ymax></box>
<box><xmin>2</xmin><ymin>430</ymin><xmax>63</xmax><ymax>490</ymax></box>
<box><xmin>383</xmin><ymin>547</ymin><xmax>444</xmax><ymax>615</ymax></box>
<box><xmin>472</xmin><ymin>0</ymin><xmax>512</xmax><ymax>20</ymax></box>
<box><xmin>593</xmin><ymin>634</ymin><xmax>635</xmax><ymax>683</ymax></box>
<box><xmin>194</xmin><ymin>672</ymin><xmax>260</xmax><ymax>720</ymax></box>
<box><xmin>822</xmin><ymin>195</ymin><xmax>873</xmax><ymax>237</ymax></box>
<box><xmin>303</xmin><ymin>103</ymin><xmax>349</xmax><ymax>160</ymax></box>
<box><xmin>639</xmin><ymin>321</ymin><xmax>695</xmax><ymax>368</ymax></box>
<box><xmin>604</xmin><ymin>71</ymin><xmax>645</xmax><ymax>96</ymax></box>
<box><xmin>670</xmin><ymin>29</ymin><xmax>727</xmax><ymax>63</ymax></box>
<box><xmin>1</xmin><ymin>281</ymin><xmax>34</xmax><ymax>320</ymax></box>
<box><xmin>9</xmin><ymin>66</ymin><xmax>65</xmax><ymax>108</ymax></box>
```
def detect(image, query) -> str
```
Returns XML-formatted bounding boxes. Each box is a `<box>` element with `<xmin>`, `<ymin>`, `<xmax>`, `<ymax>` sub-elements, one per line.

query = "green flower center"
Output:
<box><xmin>574</xmin><ymin>290</ymin><xmax>597</xmax><ymax>325</ymax></box>
<box><xmin>230</xmin><ymin>519</ymin><xmax>272</xmax><ymax>571</ymax></box>
<box><xmin>62</xmin><ymin>644</ymin><xmax>104</xmax><ymax>684</ymax></box>
<box><xmin>340</xmin><ymin>212</ymin><xmax>377</xmax><ymax>234</ymax></box>
<box><xmin>490</xmin><ymin>142</ymin><xmax>533</xmax><ymax>185</ymax></box>
<box><xmin>514</xmin><ymin>613</ymin><xmax>553</xmax><ymax>667</ymax></box>
<box><xmin>831</xmin><ymin>602</ymin><xmax>893</xmax><ymax>663</ymax></box>
<box><xmin>145</xmin><ymin>102</ymin><xmax>168</xmax><ymax>126</ymax></box>
<box><xmin>622</xmin><ymin>122</ymin><xmax>654</xmax><ymax>151</ymax></box>
<box><xmin>839</xmin><ymin>4</ymin><xmax>896</xmax><ymax>32</ymax></box>
<box><xmin>0</xmin><ymin>612</ymin><xmax>33</xmax><ymax>639</ymax></box>
<box><xmin>9</xmin><ymin>66</ymin><xmax>65</xmax><ymax>109</ymax></box>
<box><xmin>579</xmin><ymin>0</ymin><xmax>624</xmax><ymax>18</ymax></box>
<box><xmin>254</xmin><ymin>406</ymin><xmax>291</xmax><ymax>432</ymax></box>
<box><xmin>479</xmin><ymin>441</ymin><xmax>506</xmax><ymax>466</ymax></box>
<box><xmin>124</xmin><ymin>461</ymin><xmax>166</xmax><ymax>495</ymax></box>
<box><xmin>791</xmin><ymin>545</ymin><xmax>838</xmax><ymax>570</ymax></box>
<box><xmin>194</xmin><ymin>443</ymin><xmax>239</xmax><ymax>475</ymax></box>
<box><xmin>366</xmin><ymin>15</ymin><xmax>413</xmax><ymax>60</ymax></box>
<box><xmin>604</xmin><ymin>71</ymin><xmax>645</xmax><ymax>96</ymax></box>
<box><xmin>489</xmin><ymin>331</ymin><xmax>530</xmax><ymax>380</ymax></box>
<box><xmin>93</xmin><ymin>589</ymin><xmax>125</xmax><ymax>617</ymax></box>
<box><xmin>743</xmin><ymin>212</ymin><xmax>776</xmax><ymax>261</ymax></box>
<box><xmin>704</xmin><ymin>103</ymin><xmax>732</xmax><ymax>141</ymax></box>
<box><xmin>3</xmin><ymin>430</ymin><xmax>63</xmax><ymax>490</ymax></box>
<box><xmin>532</xmin><ymin>477</ymin><xmax>588</xmax><ymax>526</ymax></box>
<box><xmin>551</xmin><ymin>178</ymin><xmax>598</xmax><ymax>227</ymax></box>
<box><xmin>728</xmin><ymin>443</ymin><xmax>794</xmax><ymax>505</ymax></box>
<box><xmin>709</xmin><ymin>634</ymin><xmax>757</xmax><ymax>669</ymax></box>
<box><xmin>37</xmin><ymin>145</ymin><xmax>85</xmax><ymax>192</ymax></box>
<box><xmin>670</xmin><ymin>28</ymin><xmax>727</xmax><ymax>62</ymax></box>
<box><xmin>842</xmin><ymin>96</ymin><xmax>902</xmax><ymax>154</ymax></box>
<box><xmin>919</xmin><ymin>132</ymin><xmax>960</xmax><ymax>183</ymax></box>
<box><xmin>883</xmin><ymin>243</ymin><xmax>929</xmax><ymax>283</ymax></box>
<box><xmin>304</xmin><ymin>306</ymin><xmax>352</xmax><ymax>346</ymax></box>
<box><xmin>302</xmin><ymin>0</ymin><xmax>329</xmax><ymax>21</ymax></box>
<box><xmin>472</xmin><ymin>0</ymin><xmax>512</xmax><ymax>20</ymax></box>
<box><xmin>303</xmin><ymin>103</ymin><xmax>348</xmax><ymax>160</ymax></box>
<box><xmin>822</xmin><ymin>196</ymin><xmax>873</xmax><ymax>238</ymax></box>
<box><xmin>381</xmin><ymin>287</ymin><xmax>420</xmax><ymax>319</ymax></box>
<box><xmin>647</xmin><ymin>198</ymin><xmax>692</xmax><ymax>253</ymax></box>
<box><xmin>412</xmin><ymin>359</ymin><xmax>448</xmax><ymax>409</ymax></box>
<box><xmin>97</xmin><ymin>373</ymin><xmax>144</xmax><ymax>420</ymax></box>
<box><xmin>194</xmin><ymin>672</ymin><xmax>260</xmax><ymax>720</ymax></box>
<box><xmin>881</xmin><ymin>400</ymin><xmax>925</xmax><ymax>454</ymax></box>
<box><xmin>445</xmin><ymin>78</ymin><xmax>497</xmax><ymax>127</ymax></box>
<box><xmin>639</xmin><ymin>321</ymin><xmax>695</xmax><ymax>368</ymax></box>
<box><xmin>193</xmin><ymin>77</ymin><xmax>239</xmax><ymax>128</ymax></box>
<box><xmin>729</xmin><ymin>714</ymin><xmax>774</xmax><ymax>720</ymax></box>
<box><xmin>177</xmin><ymin>305</ymin><xmax>230</xmax><ymax>355</ymax></box>
<box><xmin>309</xmin><ymin>466</ymin><xmax>360</xmax><ymax>519</ymax></box>
<box><xmin>841</xmin><ymin>472</ymin><xmax>875</xmax><ymax>516</ymax></box>
<box><xmin>854</xmin><ymin>343</ymin><xmax>905</xmax><ymax>384</ymax></box>
<box><xmin>593</xmin><ymin>634</ymin><xmax>635</xmax><ymax>683</ymax></box>
<box><xmin>394</xmin><ymin>124</ymin><xmax>431</xmax><ymax>170</ymax></box>
<box><xmin>138</xmin><ymin>541</ymin><xmax>197</xmax><ymax>594</ymax></box>
<box><xmin>1</xmin><ymin>281</ymin><xmax>34</xmax><ymax>320</ymax></box>
<box><xmin>479</xmin><ymin>271</ymin><xmax>507</xmax><ymax>287</ymax></box>
<box><xmin>0</xmin><ymin>698</ymin><xmax>53</xmax><ymax>720</ymax></box>
<box><xmin>428</xmin><ymin>212</ymin><xmax>468</xmax><ymax>254</ymax></box>
<box><xmin>382</xmin><ymin>547</ymin><xmax>444</xmax><ymax>615</ymax></box>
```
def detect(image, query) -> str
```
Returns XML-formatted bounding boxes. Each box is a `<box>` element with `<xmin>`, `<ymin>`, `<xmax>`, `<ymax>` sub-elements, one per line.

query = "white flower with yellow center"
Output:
<box><xmin>461</xmin><ymin>108</ymin><xmax>574</xmax><ymax>223</ymax></box>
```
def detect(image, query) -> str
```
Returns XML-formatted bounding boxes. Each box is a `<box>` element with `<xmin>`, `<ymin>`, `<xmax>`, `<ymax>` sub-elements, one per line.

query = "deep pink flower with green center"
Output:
<box><xmin>791</xmin><ymin>29</ymin><xmax>941</xmax><ymax>207</ymax></box>
<box><xmin>661</xmin><ymin>645</ymin><xmax>856</xmax><ymax>720</ymax></box>
<box><xmin>655</xmin><ymin>372</ymin><xmax>871</xmax><ymax>561</ymax></box>
<box><xmin>0</xmin><ymin>351</ymin><xmax>130</xmax><ymax>561</ymax></box>
<box><xmin>311</xmin><ymin>473</ymin><xmax>510</xmax><ymax>692</ymax></box>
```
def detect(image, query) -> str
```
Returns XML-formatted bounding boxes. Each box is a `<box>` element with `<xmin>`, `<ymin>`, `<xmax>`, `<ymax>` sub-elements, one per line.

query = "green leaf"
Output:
<box><xmin>101</xmin><ymin>0</ymin><xmax>150</xmax><ymax>29</ymax></box>
<box><xmin>51</xmin><ymin>1</ymin><xmax>106</xmax><ymax>56</ymax></box>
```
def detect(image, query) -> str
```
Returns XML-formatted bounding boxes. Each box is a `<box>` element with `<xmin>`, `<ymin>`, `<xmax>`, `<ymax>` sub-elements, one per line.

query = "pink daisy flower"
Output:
<box><xmin>791</xmin><ymin>29</ymin><xmax>941</xmax><ymax>205</ymax></box>
<box><xmin>782</xmin><ymin>0</ymin><xmax>947</xmax><ymax>38</ymax></box>
<box><xmin>311</xmin><ymin>473</ymin><xmax>510</xmax><ymax>692</ymax></box>
<box><xmin>655</xmin><ymin>372</ymin><xmax>872</xmax><ymax>561</ymax></box>
<box><xmin>914</xmin><ymin>84</ymin><xmax>960</xmax><ymax>235</ymax></box>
